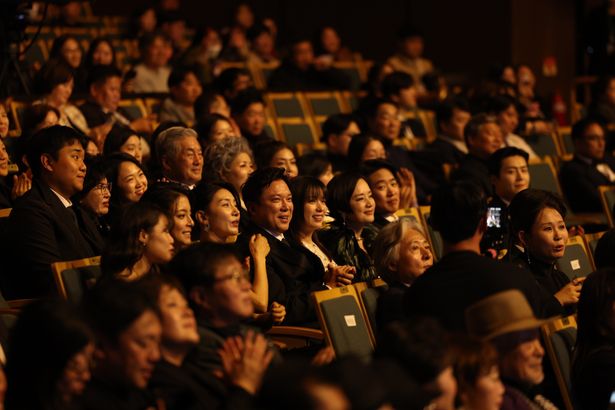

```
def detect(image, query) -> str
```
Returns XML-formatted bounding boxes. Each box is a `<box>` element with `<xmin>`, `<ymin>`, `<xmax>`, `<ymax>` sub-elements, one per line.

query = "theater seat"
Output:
<box><xmin>51</xmin><ymin>256</ymin><xmax>102</xmax><ymax>303</ymax></box>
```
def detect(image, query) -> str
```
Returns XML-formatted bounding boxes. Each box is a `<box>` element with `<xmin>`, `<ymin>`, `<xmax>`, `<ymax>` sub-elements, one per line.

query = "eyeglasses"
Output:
<box><xmin>95</xmin><ymin>183</ymin><xmax>112</xmax><ymax>193</ymax></box>
<box><xmin>214</xmin><ymin>269</ymin><xmax>250</xmax><ymax>284</ymax></box>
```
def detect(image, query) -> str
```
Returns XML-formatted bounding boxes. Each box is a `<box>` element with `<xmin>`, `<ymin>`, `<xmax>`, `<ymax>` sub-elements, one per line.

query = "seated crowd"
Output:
<box><xmin>2</xmin><ymin>1</ymin><xmax>615</xmax><ymax>410</ymax></box>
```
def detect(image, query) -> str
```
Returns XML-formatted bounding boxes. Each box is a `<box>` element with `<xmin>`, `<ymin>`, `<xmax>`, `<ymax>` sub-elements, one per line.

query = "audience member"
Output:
<box><xmin>213</xmin><ymin>68</ymin><xmax>253</xmax><ymax>100</ymax></box>
<box><xmin>155</xmin><ymin>126</ymin><xmax>203</xmax><ymax>189</ymax></box>
<box><xmin>386</xmin><ymin>27</ymin><xmax>434</xmax><ymax>94</ymax></box>
<box><xmin>246</xmin><ymin>23</ymin><xmax>279</xmax><ymax>64</ymax></box>
<box><xmin>488</xmin><ymin>94</ymin><xmax>538</xmax><ymax>160</ymax></box>
<box><xmin>104</xmin><ymin>153</ymin><xmax>148</xmax><ymax>222</ymax></box>
<box><xmin>296</xmin><ymin>153</ymin><xmax>334</xmax><ymax>186</ymax></box>
<box><xmin>427</xmin><ymin>97</ymin><xmax>471</xmax><ymax>166</ymax></box>
<box><xmin>480</xmin><ymin>147</ymin><xmax>530</xmax><ymax>254</ymax></box>
<box><xmin>361</xmin><ymin>159</ymin><xmax>417</xmax><ymax>227</ymax></box>
<box><xmin>372</xmin><ymin>219</ymin><xmax>433</xmax><ymax>327</ymax></box>
<box><xmin>195</xmin><ymin>113</ymin><xmax>237</xmax><ymax>147</ymax></box>
<box><xmin>158</xmin><ymin>10</ymin><xmax>190</xmax><ymax>57</ymax></box>
<box><xmin>84</xmin><ymin>38</ymin><xmax>116</xmax><ymax>70</ymax></box>
<box><xmin>103</xmin><ymin>125</ymin><xmax>143</xmax><ymax>163</ymax></box>
<box><xmin>172</xmin><ymin>243</ymin><xmax>278</xmax><ymax>371</ymax></box>
<box><xmin>35</xmin><ymin>59</ymin><xmax>90</xmax><ymax>135</ymax></box>
<box><xmin>466</xmin><ymin>290</ymin><xmax>557</xmax><ymax>410</ymax></box>
<box><xmin>288</xmin><ymin>176</ymin><xmax>356</xmax><ymax>288</ymax></box>
<box><xmin>347</xmin><ymin>136</ymin><xmax>386</xmax><ymax>172</ymax></box>
<box><xmin>452</xmin><ymin>114</ymin><xmax>504</xmax><ymax>196</ymax></box>
<box><xmin>240</xmin><ymin>167</ymin><xmax>326</xmax><ymax>325</ymax></box>
<box><xmin>231</xmin><ymin>88</ymin><xmax>272</xmax><ymax>148</ymax></box>
<box><xmin>376</xmin><ymin>318</ymin><xmax>457</xmax><ymax>410</ymax></box>
<box><xmin>142</xmin><ymin>186</ymin><xmax>194</xmax><ymax>253</ymax></box>
<box><xmin>380</xmin><ymin>71</ymin><xmax>427</xmax><ymax>138</ymax></box>
<box><xmin>572</xmin><ymin>268</ymin><xmax>615</xmax><ymax>410</ymax></box>
<box><xmin>144</xmin><ymin>274</ymin><xmax>266</xmax><ymax>409</ymax></box>
<box><xmin>404</xmin><ymin>182</ymin><xmax>554</xmax><ymax>332</ymax></box>
<box><xmin>0</xmin><ymin>138</ymin><xmax>11</xmax><ymax>208</ymax></box>
<box><xmin>315</xmin><ymin>26</ymin><xmax>356</xmax><ymax>62</ymax></box>
<box><xmin>508</xmin><ymin>189</ymin><xmax>582</xmax><ymax>315</ymax></box>
<box><xmin>449</xmin><ymin>336</ymin><xmax>505</xmax><ymax>410</ymax></box>
<box><xmin>75</xmin><ymin>155</ymin><xmax>111</xmax><ymax>240</ymax></box>
<box><xmin>132</xmin><ymin>32</ymin><xmax>173</xmax><ymax>93</ymax></box>
<box><xmin>268</xmin><ymin>36</ymin><xmax>351</xmax><ymax>91</ymax></box>
<box><xmin>5</xmin><ymin>299</ymin><xmax>95</xmax><ymax>410</ymax></box>
<box><xmin>49</xmin><ymin>35</ymin><xmax>87</xmax><ymax>93</ymax></box>
<box><xmin>80</xmin><ymin>65</ymin><xmax>155</xmax><ymax>136</ymax></box>
<box><xmin>181</xmin><ymin>27</ymin><xmax>223</xmax><ymax>84</ymax></box>
<box><xmin>202</xmin><ymin>136</ymin><xmax>254</xmax><ymax>212</ymax></box>
<box><xmin>159</xmin><ymin>66</ymin><xmax>203</xmax><ymax>126</ymax></box>
<box><xmin>128</xmin><ymin>5</ymin><xmax>157</xmax><ymax>39</ymax></box>
<box><xmin>1</xmin><ymin>126</ymin><xmax>101</xmax><ymax>298</ymax></box>
<box><xmin>589</xmin><ymin>75</ymin><xmax>615</xmax><ymax>126</ymax></box>
<box><xmin>101</xmin><ymin>201</ymin><xmax>174</xmax><ymax>280</ymax></box>
<box><xmin>253</xmin><ymin>140</ymin><xmax>298</xmax><ymax>179</ymax></box>
<box><xmin>81</xmin><ymin>280</ymin><xmax>162</xmax><ymax>409</ymax></box>
<box><xmin>560</xmin><ymin>118</ymin><xmax>615</xmax><ymax>213</ymax></box>
<box><xmin>320</xmin><ymin>113</ymin><xmax>360</xmax><ymax>173</ymax></box>
<box><xmin>191</xmin><ymin>182</ymin><xmax>241</xmax><ymax>243</ymax></box>
<box><xmin>21</xmin><ymin>104</ymin><xmax>60</xmax><ymax>138</ymax></box>
<box><xmin>594</xmin><ymin>228</ymin><xmax>615</xmax><ymax>269</ymax></box>
<box><xmin>318</xmin><ymin>172</ymin><xmax>378</xmax><ymax>281</ymax></box>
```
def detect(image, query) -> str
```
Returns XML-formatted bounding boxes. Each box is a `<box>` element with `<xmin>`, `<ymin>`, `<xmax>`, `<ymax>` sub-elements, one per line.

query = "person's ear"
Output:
<box><xmin>40</xmin><ymin>153</ymin><xmax>55</xmax><ymax>173</ymax></box>
<box><xmin>138</xmin><ymin>229</ymin><xmax>149</xmax><ymax>246</ymax></box>
<box><xmin>387</xmin><ymin>259</ymin><xmax>398</xmax><ymax>273</ymax></box>
<box><xmin>195</xmin><ymin>210</ymin><xmax>208</xmax><ymax>229</ymax></box>
<box><xmin>518</xmin><ymin>230</ymin><xmax>528</xmax><ymax>248</ymax></box>
<box><xmin>190</xmin><ymin>287</ymin><xmax>212</xmax><ymax>311</ymax></box>
<box><xmin>161</xmin><ymin>155</ymin><xmax>172</xmax><ymax>173</ymax></box>
<box><xmin>247</xmin><ymin>202</ymin><xmax>258</xmax><ymax>217</ymax></box>
<box><xmin>477</xmin><ymin>214</ymin><xmax>487</xmax><ymax>235</ymax></box>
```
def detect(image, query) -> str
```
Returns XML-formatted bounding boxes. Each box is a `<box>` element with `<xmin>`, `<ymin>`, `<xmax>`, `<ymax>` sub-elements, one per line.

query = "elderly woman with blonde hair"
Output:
<box><xmin>372</xmin><ymin>218</ymin><xmax>433</xmax><ymax>327</ymax></box>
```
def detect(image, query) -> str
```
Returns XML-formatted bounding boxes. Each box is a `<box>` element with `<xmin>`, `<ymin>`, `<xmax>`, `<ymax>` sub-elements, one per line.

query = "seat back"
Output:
<box><xmin>599</xmin><ymin>185</ymin><xmax>615</xmax><ymax>227</ymax></box>
<box><xmin>541</xmin><ymin>315</ymin><xmax>577</xmax><ymax>410</ymax></box>
<box><xmin>556</xmin><ymin>236</ymin><xmax>594</xmax><ymax>280</ymax></box>
<box><xmin>312</xmin><ymin>285</ymin><xmax>374</xmax><ymax>360</ymax></box>
<box><xmin>51</xmin><ymin>256</ymin><xmax>102</xmax><ymax>303</ymax></box>
<box><xmin>526</xmin><ymin>132</ymin><xmax>561</xmax><ymax>157</ymax></box>
<box><xmin>266</xmin><ymin>92</ymin><xmax>309</xmax><ymax>119</ymax></box>
<box><xmin>0</xmin><ymin>208</ymin><xmax>11</xmax><ymax>218</ymax></box>
<box><xmin>353</xmin><ymin>279</ymin><xmax>389</xmax><ymax>345</ymax></box>
<box><xmin>584</xmin><ymin>231</ymin><xmax>606</xmax><ymax>264</ymax></box>
<box><xmin>277</xmin><ymin>118</ymin><xmax>318</xmax><ymax>147</ymax></box>
<box><xmin>529</xmin><ymin>157</ymin><xmax>562</xmax><ymax>196</ymax></box>
<box><xmin>419</xmin><ymin>206</ymin><xmax>443</xmax><ymax>260</ymax></box>
<box><xmin>304</xmin><ymin>92</ymin><xmax>346</xmax><ymax>118</ymax></box>
<box><xmin>557</xmin><ymin>126</ymin><xmax>574</xmax><ymax>155</ymax></box>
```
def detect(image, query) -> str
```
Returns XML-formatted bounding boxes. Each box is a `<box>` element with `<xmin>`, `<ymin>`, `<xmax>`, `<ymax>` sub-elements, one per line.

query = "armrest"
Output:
<box><xmin>267</xmin><ymin>326</ymin><xmax>324</xmax><ymax>341</ymax></box>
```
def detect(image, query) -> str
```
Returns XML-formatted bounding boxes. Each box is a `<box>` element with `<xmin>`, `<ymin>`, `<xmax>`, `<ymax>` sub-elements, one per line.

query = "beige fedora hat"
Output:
<box><xmin>465</xmin><ymin>289</ymin><xmax>557</xmax><ymax>341</ymax></box>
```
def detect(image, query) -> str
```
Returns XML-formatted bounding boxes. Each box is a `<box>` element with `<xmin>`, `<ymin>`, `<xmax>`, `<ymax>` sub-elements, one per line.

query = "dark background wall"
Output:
<box><xmin>94</xmin><ymin>0</ymin><xmax>580</xmax><ymax>94</ymax></box>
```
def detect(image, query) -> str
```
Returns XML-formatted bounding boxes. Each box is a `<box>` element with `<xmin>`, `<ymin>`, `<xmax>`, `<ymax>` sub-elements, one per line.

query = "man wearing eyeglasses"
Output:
<box><xmin>560</xmin><ymin>118</ymin><xmax>615</xmax><ymax>213</ymax></box>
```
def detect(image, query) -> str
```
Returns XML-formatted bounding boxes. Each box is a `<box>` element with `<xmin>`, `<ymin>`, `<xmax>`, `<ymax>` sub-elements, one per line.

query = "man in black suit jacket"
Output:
<box><xmin>560</xmin><ymin>118</ymin><xmax>615</xmax><ymax>213</ymax></box>
<box><xmin>1</xmin><ymin>126</ymin><xmax>102</xmax><ymax>298</ymax></box>
<box><xmin>404</xmin><ymin>182</ymin><xmax>559</xmax><ymax>333</ymax></box>
<box><xmin>239</xmin><ymin>167</ymin><xmax>327</xmax><ymax>326</ymax></box>
<box><xmin>426</xmin><ymin>97</ymin><xmax>471</xmax><ymax>165</ymax></box>
<box><xmin>451</xmin><ymin>113</ymin><xmax>504</xmax><ymax>196</ymax></box>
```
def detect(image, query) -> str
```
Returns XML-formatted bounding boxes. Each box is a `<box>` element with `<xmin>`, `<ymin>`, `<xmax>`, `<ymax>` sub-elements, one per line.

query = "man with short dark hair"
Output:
<box><xmin>320</xmin><ymin>113</ymin><xmax>360</xmax><ymax>173</ymax></box>
<box><xmin>239</xmin><ymin>167</ymin><xmax>327</xmax><ymax>325</ymax></box>
<box><xmin>1</xmin><ymin>125</ymin><xmax>102</xmax><ymax>298</ymax></box>
<box><xmin>380</xmin><ymin>71</ymin><xmax>427</xmax><ymax>138</ymax></box>
<box><xmin>404</xmin><ymin>181</ymin><xmax>557</xmax><ymax>332</ymax></box>
<box><xmin>231</xmin><ymin>88</ymin><xmax>273</xmax><ymax>149</ymax></box>
<box><xmin>452</xmin><ymin>113</ymin><xmax>504</xmax><ymax>196</ymax></box>
<box><xmin>427</xmin><ymin>97</ymin><xmax>471</xmax><ymax>165</ymax></box>
<box><xmin>80</xmin><ymin>65</ymin><xmax>154</xmax><ymax>135</ymax></box>
<box><xmin>560</xmin><ymin>118</ymin><xmax>615</xmax><ymax>212</ymax></box>
<box><xmin>268</xmin><ymin>37</ymin><xmax>350</xmax><ymax>91</ymax></box>
<box><xmin>481</xmin><ymin>147</ymin><xmax>530</xmax><ymax>254</ymax></box>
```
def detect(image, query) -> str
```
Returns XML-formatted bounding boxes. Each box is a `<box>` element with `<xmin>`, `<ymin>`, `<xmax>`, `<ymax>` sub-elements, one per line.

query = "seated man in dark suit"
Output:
<box><xmin>560</xmin><ymin>118</ymin><xmax>615</xmax><ymax>213</ymax></box>
<box><xmin>380</xmin><ymin>71</ymin><xmax>427</xmax><ymax>138</ymax></box>
<box><xmin>321</xmin><ymin>113</ymin><xmax>361</xmax><ymax>173</ymax></box>
<box><xmin>238</xmin><ymin>167</ymin><xmax>327</xmax><ymax>326</ymax></box>
<box><xmin>230</xmin><ymin>88</ymin><xmax>273</xmax><ymax>150</ymax></box>
<box><xmin>451</xmin><ymin>113</ymin><xmax>504</xmax><ymax>196</ymax></box>
<box><xmin>426</xmin><ymin>97</ymin><xmax>471</xmax><ymax>166</ymax></box>
<box><xmin>1</xmin><ymin>125</ymin><xmax>102</xmax><ymax>298</ymax></box>
<box><xmin>404</xmin><ymin>181</ymin><xmax>558</xmax><ymax>333</ymax></box>
<box><xmin>364</xmin><ymin>98</ymin><xmax>438</xmax><ymax>201</ymax></box>
<box><xmin>268</xmin><ymin>37</ymin><xmax>351</xmax><ymax>91</ymax></box>
<box><xmin>79</xmin><ymin>65</ymin><xmax>155</xmax><ymax>138</ymax></box>
<box><xmin>481</xmin><ymin>147</ymin><xmax>530</xmax><ymax>255</ymax></box>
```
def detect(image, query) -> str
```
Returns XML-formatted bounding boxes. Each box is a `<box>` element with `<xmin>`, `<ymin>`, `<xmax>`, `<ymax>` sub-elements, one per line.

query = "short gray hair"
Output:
<box><xmin>156</xmin><ymin>126</ymin><xmax>198</xmax><ymax>165</ymax></box>
<box><xmin>203</xmin><ymin>137</ymin><xmax>253</xmax><ymax>182</ymax></box>
<box><xmin>372</xmin><ymin>218</ymin><xmax>425</xmax><ymax>283</ymax></box>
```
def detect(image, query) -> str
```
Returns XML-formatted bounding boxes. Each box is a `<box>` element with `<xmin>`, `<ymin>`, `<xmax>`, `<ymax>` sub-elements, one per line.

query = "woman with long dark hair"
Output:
<box><xmin>101</xmin><ymin>201</ymin><xmax>174</xmax><ymax>280</ymax></box>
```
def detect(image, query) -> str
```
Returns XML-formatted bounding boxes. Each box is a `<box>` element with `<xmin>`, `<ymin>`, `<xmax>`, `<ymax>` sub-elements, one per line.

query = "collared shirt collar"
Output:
<box><xmin>439</xmin><ymin>135</ymin><xmax>468</xmax><ymax>153</ymax></box>
<box><xmin>263</xmin><ymin>228</ymin><xmax>285</xmax><ymax>242</ymax></box>
<box><xmin>49</xmin><ymin>187</ymin><xmax>72</xmax><ymax>208</ymax></box>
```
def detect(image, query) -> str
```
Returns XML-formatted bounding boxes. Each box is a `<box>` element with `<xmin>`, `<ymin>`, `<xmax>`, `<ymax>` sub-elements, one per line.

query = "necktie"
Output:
<box><xmin>67</xmin><ymin>205</ymin><xmax>79</xmax><ymax>228</ymax></box>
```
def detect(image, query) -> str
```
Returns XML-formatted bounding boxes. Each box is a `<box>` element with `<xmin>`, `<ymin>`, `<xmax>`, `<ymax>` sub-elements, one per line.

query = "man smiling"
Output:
<box><xmin>1</xmin><ymin>125</ymin><xmax>102</xmax><ymax>298</ymax></box>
